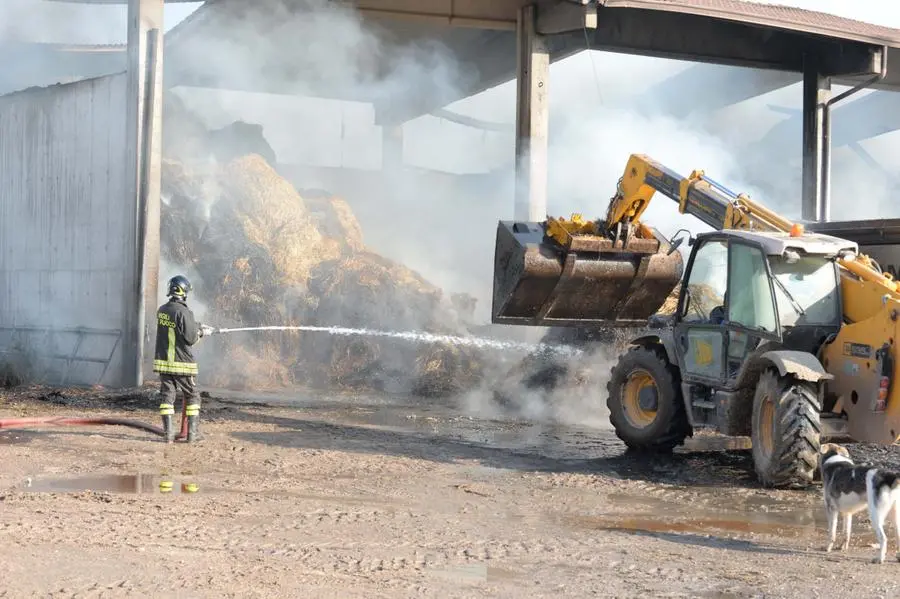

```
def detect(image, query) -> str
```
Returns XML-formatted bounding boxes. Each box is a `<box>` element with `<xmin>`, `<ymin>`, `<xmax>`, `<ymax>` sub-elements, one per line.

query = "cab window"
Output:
<box><xmin>768</xmin><ymin>255</ymin><xmax>840</xmax><ymax>326</ymax></box>
<box><xmin>681</xmin><ymin>240</ymin><xmax>727</xmax><ymax>323</ymax></box>
<box><xmin>727</xmin><ymin>242</ymin><xmax>778</xmax><ymax>334</ymax></box>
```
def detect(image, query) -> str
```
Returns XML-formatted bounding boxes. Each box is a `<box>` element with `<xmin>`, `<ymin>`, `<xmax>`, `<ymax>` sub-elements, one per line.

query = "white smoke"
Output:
<box><xmin>0</xmin><ymin>0</ymin><xmax>200</xmax><ymax>43</ymax></box>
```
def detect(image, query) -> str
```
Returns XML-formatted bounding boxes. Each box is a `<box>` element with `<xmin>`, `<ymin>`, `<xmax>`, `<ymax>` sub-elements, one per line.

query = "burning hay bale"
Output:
<box><xmin>308</xmin><ymin>252</ymin><xmax>443</xmax><ymax>327</ymax></box>
<box><xmin>160</xmin><ymin>159</ymin><xmax>217</xmax><ymax>266</ymax></box>
<box><xmin>204</xmin><ymin>344</ymin><xmax>294</xmax><ymax>391</ymax></box>
<box><xmin>292</xmin><ymin>251</ymin><xmax>480</xmax><ymax>393</ymax></box>
<box><xmin>184</xmin><ymin>154</ymin><xmax>342</xmax><ymax>328</ymax></box>
<box><xmin>160</xmin><ymin>153</ymin><xmax>484</xmax><ymax>396</ymax></box>
<box><xmin>216</xmin><ymin>155</ymin><xmax>338</xmax><ymax>288</ymax></box>
<box><xmin>413</xmin><ymin>343</ymin><xmax>484</xmax><ymax>397</ymax></box>
<box><xmin>306</xmin><ymin>196</ymin><xmax>365</xmax><ymax>255</ymax></box>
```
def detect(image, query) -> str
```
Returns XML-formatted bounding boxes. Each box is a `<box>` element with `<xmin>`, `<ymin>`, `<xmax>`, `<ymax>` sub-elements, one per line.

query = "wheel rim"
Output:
<box><xmin>758</xmin><ymin>394</ymin><xmax>776</xmax><ymax>460</ymax></box>
<box><xmin>622</xmin><ymin>369</ymin><xmax>658</xmax><ymax>428</ymax></box>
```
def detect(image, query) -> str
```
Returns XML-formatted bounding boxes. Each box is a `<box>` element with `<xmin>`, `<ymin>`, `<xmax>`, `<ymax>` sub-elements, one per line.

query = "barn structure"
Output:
<box><xmin>2</xmin><ymin>0</ymin><xmax>900</xmax><ymax>387</ymax></box>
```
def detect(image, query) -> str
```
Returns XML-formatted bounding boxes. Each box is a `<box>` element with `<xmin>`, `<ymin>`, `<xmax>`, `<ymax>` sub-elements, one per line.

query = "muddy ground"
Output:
<box><xmin>2</xmin><ymin>386</ymin><xmax>900</xmax><ymax>598</ymax></box>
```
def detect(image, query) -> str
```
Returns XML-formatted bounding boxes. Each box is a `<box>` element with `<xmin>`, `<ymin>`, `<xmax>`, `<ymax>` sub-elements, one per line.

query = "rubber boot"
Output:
<box><xmin>175</xmin><ymin>402</ymin><xmax>188</xmax><ymax>442</ymax></box>
<box><xmin>159</xmin><ymin>402</ymin><xmax>175</xmax><ymax>443</ymax></box>
<box><xmin>161</xmin><ymin>415</ymin><xmax>174</xmax><ymax>443</ymax></box>
<box><xmin>186</xmin><ymin>404</ymin><xmax>202</xmax><ymax>443</ymax></box>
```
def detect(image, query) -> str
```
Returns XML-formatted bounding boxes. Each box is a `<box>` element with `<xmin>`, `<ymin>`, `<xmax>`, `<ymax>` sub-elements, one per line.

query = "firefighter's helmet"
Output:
<box><xmin>167</xmin><ymin>275</ymin><xmax>192</xmax><ymax>299</ymax></box>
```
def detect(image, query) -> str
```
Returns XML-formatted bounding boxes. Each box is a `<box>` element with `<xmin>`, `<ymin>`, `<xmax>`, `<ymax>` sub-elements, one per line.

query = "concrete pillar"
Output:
<box><xmin>125</xmin><ymin>0</ymin><xmax>164</xmax><ymax>386</ymax></box>
<box><xmin>801</xmin><ymin>56</ymin><xmax>830</xmax><ymax>222</ymax></box>
<box><xmin>514</xmin><ymin>4</ymin><xmax>550</xmax><ymax>222</ymax></box>
<box><xmin>382</xmin><ymin>125</ymin><xmax>403</xmax><ymax>174</ymax></box>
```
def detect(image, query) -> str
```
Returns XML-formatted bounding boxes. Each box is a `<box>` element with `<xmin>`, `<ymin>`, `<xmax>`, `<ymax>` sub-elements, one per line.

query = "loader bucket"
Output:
<box><xmin>492</xmin><ymin>221</ymin><xmax>683</xmax><ymax>327</ymax></box>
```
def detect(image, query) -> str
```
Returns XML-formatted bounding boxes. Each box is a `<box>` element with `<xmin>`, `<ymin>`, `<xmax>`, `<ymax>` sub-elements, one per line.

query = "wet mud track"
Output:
<box><xmin>2</xmin><ymin>388</ymin><xmax>900</xmax><ymax>598</ymax></box>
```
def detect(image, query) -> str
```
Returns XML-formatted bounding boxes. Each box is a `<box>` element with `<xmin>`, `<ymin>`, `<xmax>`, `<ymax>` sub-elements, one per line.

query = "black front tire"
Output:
<box><xmin>607</xmin><ymin>345</ymin><xmax>691</xmax><ymax>451</ymax></box>
<box><xmin>751</xmin><ymin>368</ymin><xmax>821</xmax><ymax>488</ymax></box>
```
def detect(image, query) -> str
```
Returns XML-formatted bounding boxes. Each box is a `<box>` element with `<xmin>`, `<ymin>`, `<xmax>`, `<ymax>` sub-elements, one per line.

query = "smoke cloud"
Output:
<box><xmin>0</xmin><ymin>0</ymin><xmax>200</xmax><ymax>43</ymax></box>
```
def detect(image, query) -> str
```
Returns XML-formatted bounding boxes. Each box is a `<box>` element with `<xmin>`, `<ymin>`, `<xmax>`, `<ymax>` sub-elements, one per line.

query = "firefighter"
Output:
<box><xmin>154</xmin><ymin>275</ymin><xmax>215</xmax><ymax>443</ymax></box>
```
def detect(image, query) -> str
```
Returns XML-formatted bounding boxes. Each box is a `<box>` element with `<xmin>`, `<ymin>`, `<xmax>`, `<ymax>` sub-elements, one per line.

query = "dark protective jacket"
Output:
<box><xmin>153</xmin><ymin>297</ymin><xmax>201</xmax><ymax>376</ymax></box>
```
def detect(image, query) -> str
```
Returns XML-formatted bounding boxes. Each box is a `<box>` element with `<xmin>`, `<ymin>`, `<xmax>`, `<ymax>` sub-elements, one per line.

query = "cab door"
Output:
<box><xmin>721</xmin><ymin>239</ymin><xmax>782</xmax><ymax>385</ymax></box>
<box><xmin>674</xmin><ymin>236</ymin><xmax>782</xmax><ymax>387</ymax></box>
<box><xmin>674</xmin><ymin>237</ymin><xmax>730</xmax><ymax>385</ymax></box>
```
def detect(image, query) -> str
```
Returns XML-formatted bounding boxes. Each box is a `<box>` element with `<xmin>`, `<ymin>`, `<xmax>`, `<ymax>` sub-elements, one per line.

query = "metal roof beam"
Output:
<box><xmin>566</xmin><ymin>7</ymin><xmax>885</xmax><ymax>76</ymax></box>
<box><xmin>846</xmin><ymin>46</ymin><xmax>900</xmax><ymax>90</ymax></box>
<box><xmin>595</xmin><ymin>0</ymin><xmax>900</xmax><ymax>48</ymax></box>
<box><xmin>340</xmin><ymin>7</ymin><xmax>516</xmax><ymax>30</ymax></box>
<box><xmin>536</xmin><ymin>0</ymin><xmax>597</xmax><ymax>36</ymax></box>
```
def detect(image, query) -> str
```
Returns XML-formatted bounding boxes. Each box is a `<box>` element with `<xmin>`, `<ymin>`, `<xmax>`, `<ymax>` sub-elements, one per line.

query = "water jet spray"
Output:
<box><xmin>212</xmin><ymin>325</ymin><xmax>584</xmax><ymax>357</ymax></box>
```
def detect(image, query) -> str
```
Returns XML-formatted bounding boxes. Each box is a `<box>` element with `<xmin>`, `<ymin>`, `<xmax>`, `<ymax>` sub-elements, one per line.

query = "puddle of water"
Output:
<box><xmin>0</xmin><ymin>430</ymin><xmax>40</xmax><ymax>445</ymax></box>
<box><xmin>22</xmin><ymin>474</ymin><xmax>205</xmax><ymax>495</ymax></box>
<box><xmin>581</xmin><ymin>512</ymin><xmax>815</xmax><ymax>537</ymax></box>
<box><xmin>573</xmin><ymin>487</ymin><xmax>822</xmax><ymax>539</ymax></box>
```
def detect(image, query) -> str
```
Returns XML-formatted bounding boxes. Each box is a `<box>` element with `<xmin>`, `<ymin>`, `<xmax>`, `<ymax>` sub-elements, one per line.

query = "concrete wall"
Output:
<box><xmin>0</xmin><ymin>73</ymin><xmax>136</xmax><ymax>387</ymax></box>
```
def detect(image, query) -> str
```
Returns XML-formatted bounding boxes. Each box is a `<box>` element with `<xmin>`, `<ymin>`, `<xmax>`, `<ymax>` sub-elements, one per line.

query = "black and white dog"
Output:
<box><xmin>819</xmin><ymin>443</ymin><xmax>900</xmax><ymax>563</ymax></box>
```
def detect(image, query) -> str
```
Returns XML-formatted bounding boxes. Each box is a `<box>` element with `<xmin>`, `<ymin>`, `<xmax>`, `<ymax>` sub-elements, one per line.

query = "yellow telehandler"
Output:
<box><xmin>492</xmin><ymin>153</ymin><xmax>900</xmax><ymax>488</ymax></box>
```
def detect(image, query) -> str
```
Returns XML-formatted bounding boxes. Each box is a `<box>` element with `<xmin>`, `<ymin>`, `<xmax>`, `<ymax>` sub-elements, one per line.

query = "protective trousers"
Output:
<box><xmin>158</xmin><ymin>374</ymin><xmax>201</xmax><ymax>443</ymax></box>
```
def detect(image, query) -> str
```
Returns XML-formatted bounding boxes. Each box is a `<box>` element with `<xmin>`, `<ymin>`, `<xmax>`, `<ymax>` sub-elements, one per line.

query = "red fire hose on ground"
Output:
<box><xmin>0</xmin><ymin>416</ymin><xmax>166</xmax><ymax>438</ymax></box>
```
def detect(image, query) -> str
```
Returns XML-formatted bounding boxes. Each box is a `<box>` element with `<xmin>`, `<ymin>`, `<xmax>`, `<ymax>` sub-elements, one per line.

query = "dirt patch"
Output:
<box><xmin>4</xmin><ymin>388</ymin><xmax>900</xmax><ymax>597</ymax></box>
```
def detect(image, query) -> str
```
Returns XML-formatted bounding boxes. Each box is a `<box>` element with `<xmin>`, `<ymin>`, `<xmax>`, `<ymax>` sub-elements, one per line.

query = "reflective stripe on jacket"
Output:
<box><xmin>153</xmin><ymin>298</ymin><xmax>200</xmax><ymax>376</ymax></box>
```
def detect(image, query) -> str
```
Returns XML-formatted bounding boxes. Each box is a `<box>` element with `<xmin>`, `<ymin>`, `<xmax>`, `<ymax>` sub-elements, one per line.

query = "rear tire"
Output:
<box><xmin>751</xmin><ymin>368</ymin><xmax>821</xmax><ymax>488</ymax></box>
<box><xmin>607</xmin><ymin>345</ymin><xmax>691</xmax><ymax>451</ymax></box>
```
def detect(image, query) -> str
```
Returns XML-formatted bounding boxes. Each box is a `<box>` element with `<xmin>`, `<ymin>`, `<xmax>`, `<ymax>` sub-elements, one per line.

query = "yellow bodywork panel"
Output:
<box><xmin>821</xmin><ymin>299</ymin><xmax>900</xmax><ymax>445</ymax></box>
<box><xmin>606</xmin><ymin>154</ymin><xmax>664</xmax><ymax>226</ymax></box>
<box><xmin>604</xmin><ymin>153</ymin><xmax>795</xmax><ymax>234</ymax></box>
<box><xmin>839</xmin><ymin>257</ymin><xmax>900</xmax><ymax>324</ymax></box>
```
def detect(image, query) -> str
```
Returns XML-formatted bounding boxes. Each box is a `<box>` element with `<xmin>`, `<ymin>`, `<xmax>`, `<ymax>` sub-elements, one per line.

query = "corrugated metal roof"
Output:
<box><xmin>599</xmin><ymin>0</ymin><xmax>900</xmax><ymax>47</ymax></box>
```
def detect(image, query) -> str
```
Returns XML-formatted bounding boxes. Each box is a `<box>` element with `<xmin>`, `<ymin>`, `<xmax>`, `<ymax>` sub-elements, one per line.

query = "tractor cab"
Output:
<box><xmin>673</xmin><ymin>229</ymin><xmax>855</xmax><ymax>390</ymax></box>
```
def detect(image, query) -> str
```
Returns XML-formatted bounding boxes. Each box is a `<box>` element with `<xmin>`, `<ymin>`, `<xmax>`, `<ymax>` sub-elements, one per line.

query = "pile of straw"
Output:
<box><xmin>160</xmin><ymin>152</ymin><xmax>483</xmax><ymax>396</ymax></box>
